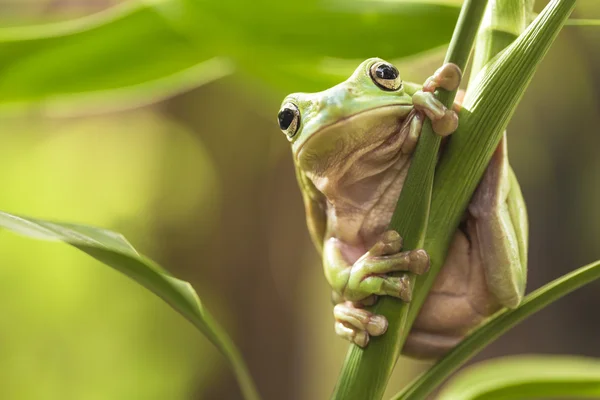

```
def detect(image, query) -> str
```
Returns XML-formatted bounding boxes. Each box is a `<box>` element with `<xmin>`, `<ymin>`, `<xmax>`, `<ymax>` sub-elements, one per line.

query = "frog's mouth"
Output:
<box><xmin>295</xmin><ymin>104</ymin><xmax>413</xmax><ymax>166</ymax></box>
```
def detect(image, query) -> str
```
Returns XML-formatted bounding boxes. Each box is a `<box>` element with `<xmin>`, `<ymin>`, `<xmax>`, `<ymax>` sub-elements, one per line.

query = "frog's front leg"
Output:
<box><xmin>325</xmin><ymin>231</ymin><xmax>429</xmax><ymax>347</ymax></box>
<box><xmin>413</xmin><ymin>63</ymin><xmax>462</xmax><ymax>136</ymax></box>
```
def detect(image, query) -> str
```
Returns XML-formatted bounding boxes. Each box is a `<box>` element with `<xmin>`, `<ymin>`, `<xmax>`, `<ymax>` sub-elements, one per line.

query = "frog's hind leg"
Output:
<box><xmin>468</xmin><ymin>135</ymin><xmax>528</xmax><ymax>308</ymax></box>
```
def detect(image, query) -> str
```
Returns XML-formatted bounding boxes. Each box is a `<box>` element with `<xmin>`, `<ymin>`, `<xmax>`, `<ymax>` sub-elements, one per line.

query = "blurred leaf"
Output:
<box><xmin>565</xmin><ymin>18</ymin><xmax>600</xmax><ymax>25</ymax></box>
<box><xmin>215</xmin><ymin>0</ymin><xmax>461</xmax><ymax>92</ymax></box>
<box><xmin>0</xmin><ymin>112</ymin><xmax>222</xmax><ymax>399</ymax></box>
<box><xmin>0</xmin><ymin>2</ymin><xmax>231</xmax><ymax>112</ymax></box>
<box><xmin>0</xmin><ymin>211</ymin><xmax>260</xmax><ymax>400</ymax></box>
<box><xmin>437</xmin><ymin>355</ymin><xmax>600</xmax><ymax>399</ymax></box>
<box><xmin>186</xmin><ymin>0</ymin><xmax>460</xmax><ymax>59</ymax></box>
<box><xmin>0</xmin><ymin>1</ymin><xmax>461</xmax><ymax>109</ymax></box>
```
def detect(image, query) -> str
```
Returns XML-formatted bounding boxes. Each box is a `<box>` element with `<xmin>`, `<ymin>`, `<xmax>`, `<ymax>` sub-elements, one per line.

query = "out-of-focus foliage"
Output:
<box><xmin>0</xmin><ymin>204</ymin><xmax>259</xmax><ymax>399</ymax></box>
<box><xmin>0</xmin><ymin>1</ymin><xmax>460</xmax><ymax>111</ymax></box>
<box><xmin>438</xmin><ymin>355</ymin><xmax>600</xmax><ymax>399</ymax></box>
<box><xmin>0</xmin><ymin>0</ymin><xmax>599</xmax><ymax>399</ymax></box>
<box><xmin>0</xmin><ymin>113</ymin><xmax>222</xmax><ymax>399</ymax></box>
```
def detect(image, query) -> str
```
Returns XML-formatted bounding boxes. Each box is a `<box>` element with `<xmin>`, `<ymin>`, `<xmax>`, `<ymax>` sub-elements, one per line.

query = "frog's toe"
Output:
<box><xmin>369</xmin><ymin>230</ymin><xmax>403</xmax><ymax>256</ymax></box>
<box><xmin>345</xmin><ymin>247</ymin><xmax>429</xmax><ymax>301</ymax></box>
<box><xmin>333</xmin><ymin>301</ymin><xmax>388</xmax><ymax>347</ymax></box>
<box><xmin>359</xmin><ymin>247</ymin><xmax>430</xmax><ymax>276</ymax></box>
<box><xmin>431</xmin><ymin>109</ymin><xmax>459</xmax><ymax>136</ymax></box>
<box><xmin>379</xmin><ymin>275</ymin><xmax>413</xmax><ymax>302</ymax></box>
<box><xmin>412</xmin><ymin>91</ymin><xmax>446</xmax><ymax>120</ymax></box>
<box><xmin>423</xmin><ymin>63</ymin><xmax>462</xmax><ymax>93</ymax></box>
<box><xmin>408</xmin><ymin>249</ymin><xmax>430</xmax><ymax>275</ymax></box>
<box><xmin>335</xmin><ymin>322</ymin><xmax>370</xmax><ymax>347</ymax></box>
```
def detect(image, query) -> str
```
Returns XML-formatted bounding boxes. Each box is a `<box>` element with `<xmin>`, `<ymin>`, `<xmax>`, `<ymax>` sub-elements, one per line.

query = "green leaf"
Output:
<box><xmin>393</xmin><ymin>259</ymin><xmax>600</xmax><ymax>400</ymax></box>
<box><xmin>0</xmin><ymin>1</ymin><xmax>461</xmax><ymax>108</ymax></box>
<box><xmin>179</xmin><ymin>0</ymin><xmax>460</xmax><ymax>60</ymax></box>
<box><xmin>437</xmin><ymin>355</ymin><xmax>600</xmax><ymax>400</ymax></box>
<box><xmin>222</xmin><ymin>1</ymin><xmax>461</xmax><ymax>92</ymax></box>
<box><xmin>0</xmin><ymin>2</ymin><xmax>232</xmax><ymax>113</ymax></box>
<box><xmin>0</xmin><ymin>211</ymin><xmax>261</xmax><ymax>400</ymax></box>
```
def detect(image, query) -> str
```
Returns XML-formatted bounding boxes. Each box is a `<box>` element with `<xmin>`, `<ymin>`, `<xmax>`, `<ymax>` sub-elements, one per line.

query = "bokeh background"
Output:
<box><xmin>0</xmin><ymin>0</ymin><xmax>598</xmax><ymax>399</ymax></box>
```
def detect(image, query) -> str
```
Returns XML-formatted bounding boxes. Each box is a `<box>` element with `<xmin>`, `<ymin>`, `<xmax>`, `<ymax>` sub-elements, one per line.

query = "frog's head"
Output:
<box><xmin>278</xmin><ymin>58</ymin><xmax>413</xmax><ymax>173</ymax></box>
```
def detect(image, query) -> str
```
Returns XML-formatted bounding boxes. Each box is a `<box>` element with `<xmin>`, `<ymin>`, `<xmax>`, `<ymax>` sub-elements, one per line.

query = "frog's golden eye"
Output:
<box><xmin>370</xmin><ymin>61</ymin><xmax>402</xmax><ymax>91</ymax></box>
<box><xmin>278</xmin><ymin>102</ymin><xmax>300</xmax><ymax>140</ymax></box>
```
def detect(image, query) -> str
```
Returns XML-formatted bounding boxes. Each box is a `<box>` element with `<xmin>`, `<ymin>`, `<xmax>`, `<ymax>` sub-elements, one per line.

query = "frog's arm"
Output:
<box><xmin>403</xmin><ymin>81</ymin><xmax>422</xmax><ymax>96</ymax></box>
<box><xmin>294</xmin><ymin>165</ymin><xmax>327</xmax><ymax>254</ymax></box>
<box><xmin>469</xmin><ymin>136</ymin><xmax>528</xmax><ymax>308</ymax></box>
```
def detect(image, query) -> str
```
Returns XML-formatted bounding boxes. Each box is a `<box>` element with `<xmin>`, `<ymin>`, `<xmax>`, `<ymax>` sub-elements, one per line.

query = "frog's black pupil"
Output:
<box><xmin>376</xmin><ymin>64</ymin><xmax>398</xmax><ymax>80</ymax></box>
<box><xmin>278</xmin><ymin>108</ymin><xmax>295</xmax><ymax>130</ymax></box>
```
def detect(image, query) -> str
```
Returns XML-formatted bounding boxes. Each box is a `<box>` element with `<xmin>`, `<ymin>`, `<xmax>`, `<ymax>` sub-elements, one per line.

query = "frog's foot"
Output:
<box><xmin>343</xmin><ymin>230</ymin><xmax>430</xmax><ymax>303</ymax></box>
<box><xmin>423</xmin><ymin>63</ymin><xmax>462</xmax><ymax>93</ymax></box>
<box><xmin>333</xmin><ymin>301</ymin><xmax>388</xmax><ymax>347</ymax></box>
<box><xmin>412</xmin><ymin>91</ymin><xmax>459</xmax><ymax>136</ymax></box>
<box><xmin>412</xmin><ymin>63</ymin><xmax>462</xmax><ymax>137</ymax></box>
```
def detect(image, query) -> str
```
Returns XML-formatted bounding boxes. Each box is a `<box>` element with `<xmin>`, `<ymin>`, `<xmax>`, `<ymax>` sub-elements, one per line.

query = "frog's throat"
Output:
<box><xmin>294</xmin><ymin>104</ymin><xmax>413</xmax><ymax>162</ymax></box>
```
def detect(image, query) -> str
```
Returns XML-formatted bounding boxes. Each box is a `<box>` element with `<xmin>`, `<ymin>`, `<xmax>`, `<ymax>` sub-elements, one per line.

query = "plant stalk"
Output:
<box><xmin>330</xmin><ymin>2</ymin><xmax>487</xmax><ymax>399</ymax></box>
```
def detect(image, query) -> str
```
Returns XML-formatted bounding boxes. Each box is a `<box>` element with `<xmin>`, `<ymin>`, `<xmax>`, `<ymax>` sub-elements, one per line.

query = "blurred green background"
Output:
<box><xmin>0</xmin><ymin>0</ymin><xmax>598</xmax><ymax>399</ymax></box>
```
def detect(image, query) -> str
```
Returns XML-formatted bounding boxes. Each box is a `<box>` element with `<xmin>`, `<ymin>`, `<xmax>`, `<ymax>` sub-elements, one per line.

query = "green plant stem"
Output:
<box><xmin>406</xmin><ymin>0</ymin><xmax>530</xmax><ymax>330</ymax></box>
<box><xmin>330</xmin><ymin>2</ymin><xmax>487</xmax><ymax>399</ymax></box>
<box><xmin>468</xmin><ymin>0</ymin><xmax>534</xmax><ymax>88</ymax></box>
<box><xmin>394</xmin><ymin>259</ymin><xmax>600</xmax><ymax>400</ymax></box>
<box><xmin>333</xmin><ymin>0</ymin><xmax>575</xmax><ymax>398</ymax></box>
<box><xmin>407</xmin><ymin>0</ymin><xmax>576</xmax><ymax>329</ymax></box>
<box><xmin>397</xmin><ymin>0</ymin><xmax>576</xmax><ymax>397</ymax></box>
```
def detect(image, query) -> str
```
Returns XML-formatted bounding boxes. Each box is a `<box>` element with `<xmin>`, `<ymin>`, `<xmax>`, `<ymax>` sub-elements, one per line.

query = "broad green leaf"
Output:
<box><xmin>214</xmin><ymin>1</ymin><xmax>461</xmax><ymax>92</ymax></box>
<box><xmin>0</xmin><ymin>2</ymin><xmax>231</xmax><ymax>112</ymax></box>
<box><xmin>0</xmin><ymin>0</ymin><xmax>461</xmax><ymax>109</ymax></box>
<box><xmin>438</xmin><ymin>355</ymin><xmax>600</xmax><ymax>400</ymax></box>
<box><xmin>214</xmin><ymin>1</ymin><xmax>460</xmax><ymax>59</ymax></box>
<box><xmin>0</xmin><ymin>211</ymin><xmax>260</xmax><ymax>400</ymax></box>
<box><xmin>393</xmin><ymin>259</ymin><xmax>600</xmax><ymax>400</ymax></box>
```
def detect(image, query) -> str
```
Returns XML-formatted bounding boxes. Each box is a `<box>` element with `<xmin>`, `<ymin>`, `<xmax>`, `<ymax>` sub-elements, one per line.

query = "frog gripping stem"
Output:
<box><xmin>413</xmin><ymin>63</ymin><xmax>462</xmax><ymax>136</ymax></box>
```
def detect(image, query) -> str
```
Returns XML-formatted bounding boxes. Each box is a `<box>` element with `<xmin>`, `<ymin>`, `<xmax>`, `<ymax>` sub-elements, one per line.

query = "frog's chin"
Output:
<box><xmin>295</xmin><ymin>104</ymin><xmax>413</xmax><ymax>172</ymax></box>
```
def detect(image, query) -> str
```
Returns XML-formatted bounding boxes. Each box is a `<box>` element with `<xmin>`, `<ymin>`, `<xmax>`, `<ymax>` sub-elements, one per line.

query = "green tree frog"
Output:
<box><xmin>277</xmin><ymin>58</ymin><xmax>528</xmax><ymax>358</ymax></box>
